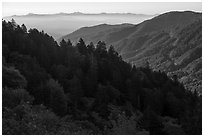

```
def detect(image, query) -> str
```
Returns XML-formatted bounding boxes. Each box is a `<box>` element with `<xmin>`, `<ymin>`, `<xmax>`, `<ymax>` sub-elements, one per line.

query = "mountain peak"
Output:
<box><xmin>71</xmin><ymin>12</ymin><xmax>84</xmax><ymax>15</ymax></box>
<box><xmin>27</xmin><ymin>13</ymin><xmax>37</xmax><ymax>16</ymax></box>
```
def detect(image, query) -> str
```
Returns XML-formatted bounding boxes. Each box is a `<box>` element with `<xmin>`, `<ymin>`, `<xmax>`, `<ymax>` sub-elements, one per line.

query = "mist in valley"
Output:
<box><xmin>3</xmin><ymin>13</ymin><xmax>155</xmax><ymax>40</ymax></box>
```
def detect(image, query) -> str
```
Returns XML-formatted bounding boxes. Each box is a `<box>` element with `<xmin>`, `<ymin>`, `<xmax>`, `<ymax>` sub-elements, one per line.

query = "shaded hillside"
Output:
<box><xmin>62</xmin><ymin>11</ymin><xmax>202</xmax><ymax>94</ymax></box>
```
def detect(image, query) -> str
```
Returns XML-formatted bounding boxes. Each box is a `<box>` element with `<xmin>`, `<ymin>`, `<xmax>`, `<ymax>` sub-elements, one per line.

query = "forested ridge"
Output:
<box><xmin>61</xmin><ymin>11</ymin><xmax>202</xmax><ymax>94</ymax></box>
<box><xmin>2</xmin><ymin>20</ymin><xmax>202</xmax><ymax>135</ymax></box>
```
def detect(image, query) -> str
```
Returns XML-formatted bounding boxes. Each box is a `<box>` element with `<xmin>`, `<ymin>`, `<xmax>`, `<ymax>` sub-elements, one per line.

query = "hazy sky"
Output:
<box><xmin>3</xmin><ymin>2</ymin><xmax>202</xmax><ymax>17</ymax></box>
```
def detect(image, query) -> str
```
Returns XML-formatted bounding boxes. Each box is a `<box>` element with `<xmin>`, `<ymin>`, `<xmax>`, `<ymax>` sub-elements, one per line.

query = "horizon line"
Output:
<box><xmin>3</xmin><ymin>10</ymin><xmax>202</xmax><ymax>18</ymax></box>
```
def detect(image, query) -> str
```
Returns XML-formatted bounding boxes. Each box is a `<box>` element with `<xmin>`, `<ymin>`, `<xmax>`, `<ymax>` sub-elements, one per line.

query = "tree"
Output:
<box><xmin>11</xmin><ymin>18</ymin><xmax>17</xmax><ymax>29</ymax></box>
<box><xmin>108</xmin><ymin>45</ymin><xmax>118</xmax><ymax>60</ymax></box>
<box><xmin>46</xmin><ymin>79</ymin><xmax>67</xmax><ymax>116</ymax></box>
<box><xmin>59</xmin><ymin>39</ymin><xmax>67</xmax><ymax>47</ymax></box>
<box><xmin>85</xmin><ymin>54</ymin><xmax>98</xmax><ymax>96</ymax></box>
<box><xmin>3</xmin><ymin>65</ymin><xmax>27</xmax><ymax>89</ymax></box>
<box><xmin>142</xmin><ymin>107</ymin><xmax>164</xmax><ymax>135</ymax></box>
<box><xmin>69</xmin><ymin>75</ymin><xmax>84</xmax><ymax>105</ymax></box>
<box><xmin>2</xmin><ymin>88</ymin><xmax>33</xmax><ymax>108</ymax></box>
<box><xmin>76</xmin><ymin>38</ymin><xmax>87</xmax><ymax>55</ymax></box>
<box><xmin>21</xmin><ymin>24</ymin><xmax>27</xmax><ymax>33</ymax></box>
<box><xmin>108</xmin><ymin>104</ymin><xmax>149</xmax><ymax>135</ymax></box>
<box><xmin>87</xmin><ymin>42</ymin><xmax>95</xmax><ymax>53</ymax></box>
<box><xmin>7</xmin><ymin>53</ymin><xmax>50</xmax><ymax>95</ymax></box>
<box><xmin>95</xmin><ymin>41</ymin><xmax>107</xmax><ymax>58</ymax></box>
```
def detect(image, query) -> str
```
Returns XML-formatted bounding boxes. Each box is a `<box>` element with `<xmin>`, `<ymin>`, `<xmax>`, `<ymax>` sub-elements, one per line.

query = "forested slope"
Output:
<box><xmin>2</xmin><ymin>20</ymin><xmax>202</xmax><ymax>135</ymax></box>
<box><xmin>61</xmin><ymin>11</ymin><xmax>202</xmax><ymax>93</ymax></box>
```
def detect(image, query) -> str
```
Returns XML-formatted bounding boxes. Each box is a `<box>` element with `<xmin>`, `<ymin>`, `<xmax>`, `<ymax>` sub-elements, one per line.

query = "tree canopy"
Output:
<box><xmin>2</xmin><ymin>20</ymin><xmax>201</xmax><ymax>135</ymax></box>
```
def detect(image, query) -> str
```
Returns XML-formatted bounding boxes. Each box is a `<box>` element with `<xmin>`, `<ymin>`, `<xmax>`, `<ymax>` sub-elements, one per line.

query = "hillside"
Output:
<box><xmin>59</xmin><ymin>23</ymin><xmax>133</xmax><ymax>44</ymax></box>
<box><xmin>61</xmin><ymin>11</ymin><xmax>202</xmax><ymax>94</ymax></box>
<box><xmin>2</xmin><ymin>20</ymin><xmax>202</xmax><ymax>135</ymax></box>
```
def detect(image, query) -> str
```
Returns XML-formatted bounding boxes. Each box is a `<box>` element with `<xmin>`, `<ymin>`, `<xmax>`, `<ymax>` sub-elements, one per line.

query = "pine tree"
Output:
<box><xmin>87</xmin><ymin>42</ymin><xmax>95</xmax><ymax>53</ymax></box>
<box><xmin>21</xmin><ymin>24</ymin><xmax>27</xmax><ymax>33</ymax></box>
<box><xmin>11</xmin><ymin>18</ymin><xmax>17</xmax><ymax>29</ymax></box>
<box><xmin>77</xmin><ymin>38</ymin><xmax>87</xmax><ymax>55</ymax></box>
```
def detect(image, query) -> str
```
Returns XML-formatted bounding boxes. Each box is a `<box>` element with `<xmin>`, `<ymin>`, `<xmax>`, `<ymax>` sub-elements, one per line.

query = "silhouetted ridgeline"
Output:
<box><xmin>2</xmin><ymin>19</ymin><xmax>201</xmax><ymax>135</ymax></box>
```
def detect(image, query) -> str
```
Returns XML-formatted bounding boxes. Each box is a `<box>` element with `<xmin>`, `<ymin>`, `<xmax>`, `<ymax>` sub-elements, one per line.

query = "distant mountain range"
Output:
<box><xmin>61</xmin><ymin>11</ymin><xmax>202</xmax><ymax>94</ymax></box>
<box><xmin>8</xmin><ymin>12</ymin><xmax>156</xmax><ymax>17</ymax></box>
<box><xmin>3</xmin><ymin>12</ymin><xmax>155</xmax><ymax>40</ymax></box>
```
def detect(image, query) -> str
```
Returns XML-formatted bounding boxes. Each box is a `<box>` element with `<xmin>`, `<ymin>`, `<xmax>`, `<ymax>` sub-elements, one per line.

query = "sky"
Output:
<box><xmin>2</xmin><ymin>2</ymin><xmax>202</xmax><ymax>17</ymax></box>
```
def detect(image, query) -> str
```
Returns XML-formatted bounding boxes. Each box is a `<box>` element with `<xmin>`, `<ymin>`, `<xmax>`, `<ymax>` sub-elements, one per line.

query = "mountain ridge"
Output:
<box><xmin>60</xmin><ymin>11</ymin><xmax>202</xmax><ymax>94</ymax></box>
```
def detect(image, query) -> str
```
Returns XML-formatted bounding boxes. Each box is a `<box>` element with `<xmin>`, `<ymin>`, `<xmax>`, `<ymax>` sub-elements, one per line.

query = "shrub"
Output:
<box><xmin>2</xmin><ymin>88</ymin><xmax>33</xmax><ymax>108</ymax></box>
<box><xmin>107</xmin><ymin>104</ymin><xmax>149</xmax><ymax>135</ymax></box>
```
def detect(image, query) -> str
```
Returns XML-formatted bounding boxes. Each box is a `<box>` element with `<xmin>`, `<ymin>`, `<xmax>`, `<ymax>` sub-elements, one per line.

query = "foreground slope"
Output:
<box><xmin>2</xmin><ymin>20</ymin><xmax>201</xmax><ymax>135</ymax></box>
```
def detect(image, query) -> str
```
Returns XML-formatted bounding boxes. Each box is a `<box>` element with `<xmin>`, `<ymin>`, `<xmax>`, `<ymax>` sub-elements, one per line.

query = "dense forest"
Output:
<box><xmin>2</xmin><ymin>20</ymin><xmax>202</xmax><ymax>135</ymax></box>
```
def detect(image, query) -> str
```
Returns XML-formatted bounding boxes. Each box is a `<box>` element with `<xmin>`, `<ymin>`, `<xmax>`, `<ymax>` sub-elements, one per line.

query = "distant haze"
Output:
<box><xmin>3</xmin><ymin>2</ymin><xmax>201</xmax><ymax>17</ymax></box>
<box><xmin>3</xmin><ymin>13</ymin><xmax>155</xmax><ymax>40</ymax></box>
<box><xmin>2</xmin><ymin>2</ymin><xmax>202</xmax><ymax>40</ymax></box>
